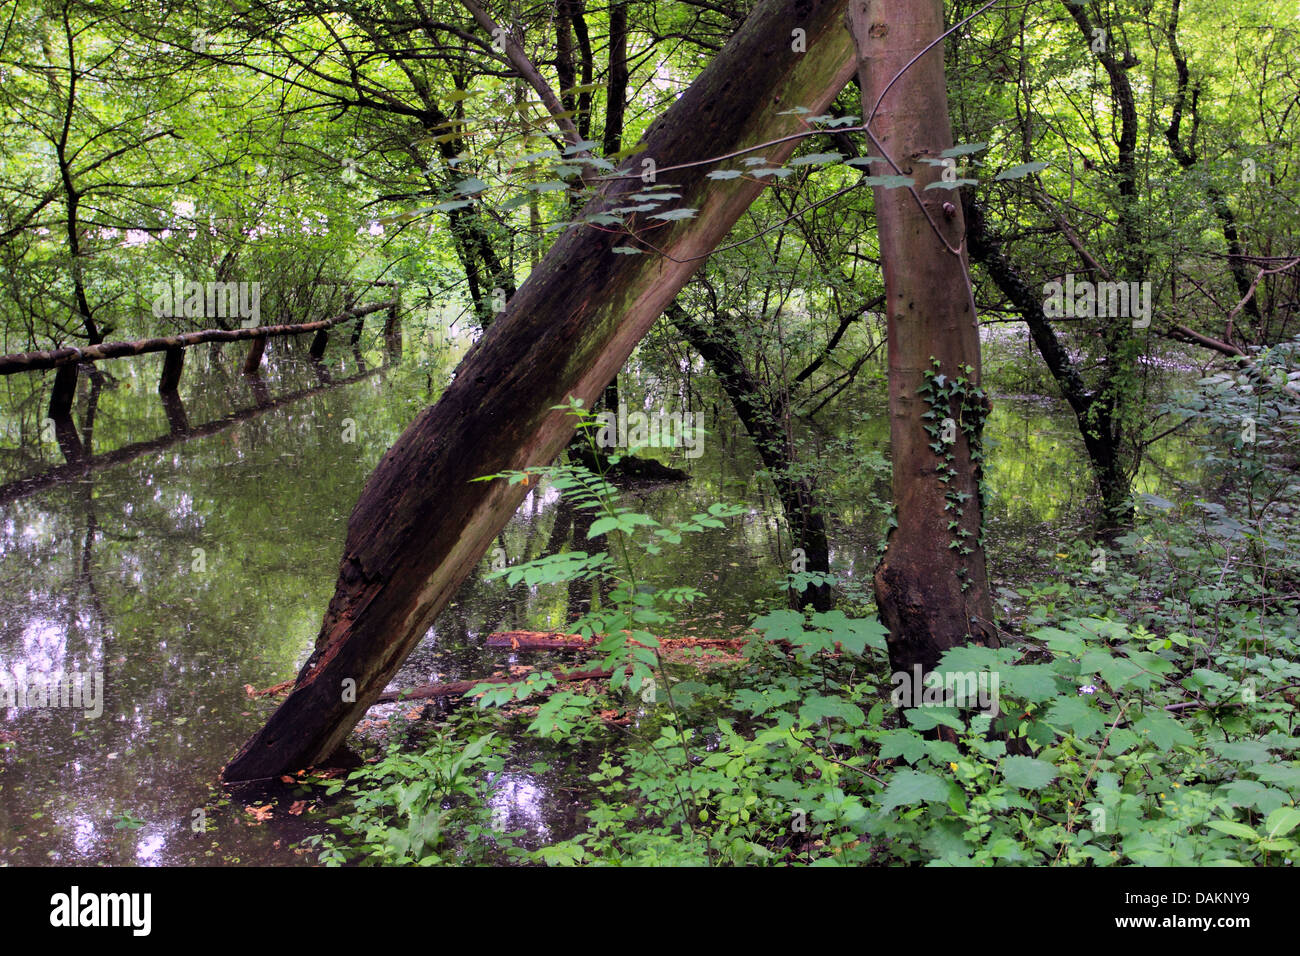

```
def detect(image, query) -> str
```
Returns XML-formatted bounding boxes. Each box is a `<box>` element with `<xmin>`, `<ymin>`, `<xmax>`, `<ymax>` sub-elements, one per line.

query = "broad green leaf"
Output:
<box><xmin>1001</xmin><ymin>755</ymin><xmax>1057</xmax><ymax>789</ymax></box>
<box><xmin>649</xmin><ymin>207</ymin><xmax>698</xmax><ymax>221</ymax></box>
<box><xmin>994</xmin><ymin>161</ymin><xmax>1048</xmax><ymax>180</ymax></box>
<box><xmin>862</xmin><ymin>175</ymin><xmax>915</xmax><ymax>188</ymax></box>
<box><xmin>788</xmin><ymin>151</ymin><xmax>844</xmax><ymax>166</ymax></box>
<box><xmin>880</xmin><ymin>770</ymin><xmax>951</xmax><ymax>812</ymax></box>
<box><xmin>940</xmin><ymin>142</ymin><xmax>988</xmax><ymax>157</ymax></box>
<box><xmin>1264</xmin><ymin>807</ymin><xmax>1300</xmax><ymax>838</ymax></box>
<box><xmin>1206</xmin><ymin>819</ymin><xmax>1259</xmax><ymax>841</ymax></box>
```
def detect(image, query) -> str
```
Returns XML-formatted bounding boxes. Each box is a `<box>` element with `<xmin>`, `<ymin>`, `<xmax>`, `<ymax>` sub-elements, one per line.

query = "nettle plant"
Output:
<box><xmin>302</xmin><ymin>730</ymin><xmax>510</xmax><ymax>866</ymax></box>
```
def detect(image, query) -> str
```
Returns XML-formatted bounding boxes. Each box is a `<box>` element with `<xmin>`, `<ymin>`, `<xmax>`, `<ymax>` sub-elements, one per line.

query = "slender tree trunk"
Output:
<box><xmin>603</xmin><ymin>0</ymin><xmax>629</xmax><ymax>158</ymax></box>
<box><xmin>963</xmin><ymin>195</ymin><xmax>1133</xmax><ymax>524</ymax></box>
<box><xmin>668</xmin><ymin>303</ymin><xmax>832</xmax><ymax>611</ymax></box>
<box><xmin>848</xmin><ymin>0</ymin><xmax>997</xmax><ymax>678</ymax></box>
<box><xmin>1165</xmin><ymin>0</ymin><xmax>1260</xmax><ymax>338</ymax></box>
<box><xmin>222</xmin><ymin>0</ymin><xmax>858</xmax><ymax>782</ymax></box>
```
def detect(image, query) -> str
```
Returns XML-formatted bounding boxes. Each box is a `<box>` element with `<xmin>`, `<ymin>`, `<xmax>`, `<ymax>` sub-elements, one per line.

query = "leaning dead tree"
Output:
<box><xmin>223</xmin><ymin>0</ymin><xmax>858</xmax><ymax>781</ymax></box>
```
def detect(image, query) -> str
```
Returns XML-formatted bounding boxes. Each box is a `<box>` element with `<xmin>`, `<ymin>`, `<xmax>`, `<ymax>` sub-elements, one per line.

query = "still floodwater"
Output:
<box><xmin>0</xmin><ymin>327</ymin><xmax>1178</xmax><ymax>864</ymax></box>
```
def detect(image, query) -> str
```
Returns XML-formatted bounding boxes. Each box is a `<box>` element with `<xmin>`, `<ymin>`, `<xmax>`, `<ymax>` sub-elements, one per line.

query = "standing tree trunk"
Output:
<box><xmin>222</xmin><ymin>0</ymin><xmax>858</xmax><ymax>782</ymax></box>
<box><xmin>668</xmin><ymin>303</ymin><xmax>833</xmax><ymax>612</ymax></box>
<box><xmin>848</xmin><ymin>0</ymin><xmax>997</xmax><ymax>679</ymax></box>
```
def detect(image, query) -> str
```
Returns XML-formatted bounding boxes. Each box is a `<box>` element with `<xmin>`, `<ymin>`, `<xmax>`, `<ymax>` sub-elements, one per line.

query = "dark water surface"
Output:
<box><xmin>0</xmin><ymin>327</ymin><xmax>1192</xmax><ymax>864</ymax></box>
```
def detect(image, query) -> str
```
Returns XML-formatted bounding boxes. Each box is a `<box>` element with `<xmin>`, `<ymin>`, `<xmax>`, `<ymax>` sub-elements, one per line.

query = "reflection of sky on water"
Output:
<box><xmin>487</xmin><ymin>772</ymin><xmax>550</xmax><ymax>842</ymax></box>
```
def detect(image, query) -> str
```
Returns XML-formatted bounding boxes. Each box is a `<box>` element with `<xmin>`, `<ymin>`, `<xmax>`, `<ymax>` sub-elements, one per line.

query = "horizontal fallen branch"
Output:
<box><xmin>244</xmin><ymin>679</ymin><xmax>295</xmax><ymax>698</ymax></box>
<box><xmin>486</xmin><ymin>630</ymin><xmax>744</xmax><ymax>652</ymax></box>
<box><xmin>0</xmin><ymin>299</ymin><xmax>394</xmax><ymax>375</ymax></box>
<box><xmin>374</xmin><ymin>667</ymin><xmax>614</xmax><ymax>704</ymax></box>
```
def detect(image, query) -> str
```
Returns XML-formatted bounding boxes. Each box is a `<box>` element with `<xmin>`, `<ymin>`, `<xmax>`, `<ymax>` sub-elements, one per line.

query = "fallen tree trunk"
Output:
<box><xmin>222</xmin><ymin>0</ymin><xmax>857</xmax><ymax>782</ymax></box>
<box><xmin>0</xmin><ymin>300</ymin><xmax>394</xmax><ymax>375</ymax></box>
<box><xmin>0</xmin><ymin>365</ymin><xmax>383</xmax><ymax>505</ymax></box>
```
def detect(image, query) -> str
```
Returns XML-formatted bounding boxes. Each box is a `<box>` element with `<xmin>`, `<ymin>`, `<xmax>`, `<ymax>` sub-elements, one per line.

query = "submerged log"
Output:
<box><xmin>0</xmin><ymin>365</ymin><xmax>382</xmax><ymax>505</ymax></box>
<box><xmin>569</xmin><ymin>444</ymin><xmax>690</xmax><ymax>483</ymax></box>
<box><xmin>221</xmin><ymin>0</ymin><xmax>857</xmax><ymax>782</ymax></box>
